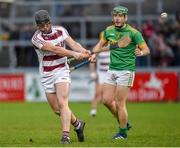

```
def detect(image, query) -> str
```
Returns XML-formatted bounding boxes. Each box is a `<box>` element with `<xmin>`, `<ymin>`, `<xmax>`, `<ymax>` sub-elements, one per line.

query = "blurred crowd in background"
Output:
<box><xmin>141</xmin><ymin>14</ymin><xmax>180</xmax><ymax>67</ymax></box>
<box><xmin>0</xmin><ymin>0</ymin><xmax>180</xmax><ymax>68</ymax></box>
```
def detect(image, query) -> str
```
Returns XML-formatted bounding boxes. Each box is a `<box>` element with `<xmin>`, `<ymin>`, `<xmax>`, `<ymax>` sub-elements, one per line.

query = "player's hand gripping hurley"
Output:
<box><xmin>68</xmin><ymin>50</ymin><xmax>100</xmax><ymax>71</ymax></box>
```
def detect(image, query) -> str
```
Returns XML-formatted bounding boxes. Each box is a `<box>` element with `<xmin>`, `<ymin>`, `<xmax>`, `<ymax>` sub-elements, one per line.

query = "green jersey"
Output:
<box><xmin>101</xmin><ymin>24</ymin><xmax>147</xmax><ymax>71</ymax></box>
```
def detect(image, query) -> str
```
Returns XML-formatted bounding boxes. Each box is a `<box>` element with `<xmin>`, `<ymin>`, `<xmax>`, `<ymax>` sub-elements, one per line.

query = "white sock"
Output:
<box><xmin>90</xmin><ymin>109</ymin><xmax>96</xmax><ymax>116</ymax></box>
<box><xmin>76</xmin><ymin>122</ymin><xmax>81</xmax><ymax>130</ymax></box>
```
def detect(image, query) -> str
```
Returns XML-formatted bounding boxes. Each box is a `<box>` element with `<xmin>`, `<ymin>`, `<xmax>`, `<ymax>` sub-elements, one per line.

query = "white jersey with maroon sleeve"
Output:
<box><xmin>96</xmin><ymin>51</ymin><xmax>110</xmax><ymax>84</ymax></box>
<box><xmin>31</xmin><ymin>26</ymin><xmax>69</xmax><ymax>77</ymax></box>
<box><xmin>97</xmin><ymin>51</ymin><xmax>110</xmax><ymax>72</ymax></box>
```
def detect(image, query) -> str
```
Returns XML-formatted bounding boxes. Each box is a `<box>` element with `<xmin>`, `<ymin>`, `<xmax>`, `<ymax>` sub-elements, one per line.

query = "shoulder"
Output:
<box><xmin>32</xmin><ymin>30</ymin><xmax>42</xmax><ymax>41</ymax></box>
<box><xmin>31</xmin><ymin>30</ymin><xmax>44</xmax><ymax>48</ymax></box>
<box><xmin>32</xmin><ymin>30</ymin><xmax>40</xmax><ymax>37</ymax></box>
<box><xmin>103</xmin><ymin>25</ymin><xmax>115</xmax><ymax>37</ymax></box>
<box><xmin>105</xmin><ymin>25</ymin><xmax>115</xmax><ymax>31</ymax></box>
<box><xmin>53</xmin><ymin>25</ymin><xmax>69</xmax><ymax>36</ymax></box>
<box><xmin>126</xmin><ymin>24</ymin><xmax>140</xmax><ymax>34</ymax></box>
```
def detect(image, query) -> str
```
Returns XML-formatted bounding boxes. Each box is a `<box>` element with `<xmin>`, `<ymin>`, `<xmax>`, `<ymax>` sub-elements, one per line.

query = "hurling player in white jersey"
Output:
<box><xmin>32</xmin><ymin>10</ymin><xmax>90</xmax><ymax>144</ymax></box>
<box><xmin>89</xmin><ymin>50</ymin><xmax>110</xmax><ymax>116</ymax></box>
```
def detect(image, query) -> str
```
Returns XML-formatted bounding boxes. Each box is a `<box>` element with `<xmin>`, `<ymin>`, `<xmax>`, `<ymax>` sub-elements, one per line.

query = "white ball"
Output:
<box><xmin>161</xmin><ymin>12</ymin><xmax>168</xmax><ymax>18</ymax></box>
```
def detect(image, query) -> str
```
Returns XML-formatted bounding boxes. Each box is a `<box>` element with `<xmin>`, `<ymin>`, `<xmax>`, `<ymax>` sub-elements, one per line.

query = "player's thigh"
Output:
<box><xmin>115</xmin><ymin>85</ymin><xmax>130</xmax><ymax>103</ymax></box>
<box><xmin>102</xmin><ymin>83</ymin><xmax>116</xmax><ymax>104</ymax></box>
<box><xmin>55</xmin><ymin>82</ymin><xmax>70</xmax><ymax>104</ymax></box>
<box><xmin>115</xmin><ymin>70</ymin><xmax>135</xmax><ymax>87</ymax></box>
<box><xmin>54</xmin><ymin>68</ymin><xmax>71</xmax><ymax>103</ymax></box>
<box><xmin>41</xmin><ymin>75</ymin><xmax>55</xmax><ymax>93</ymax></box>
<box><xmin>45</xmin><ymin>92</ymin><xmax>59</xmax><ymax>112</ymax></box>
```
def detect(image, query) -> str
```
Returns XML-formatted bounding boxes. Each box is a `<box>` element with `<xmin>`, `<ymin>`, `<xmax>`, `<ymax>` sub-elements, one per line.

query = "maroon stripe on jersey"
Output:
<box><xmin>99</xmin><ymin>68</ymin><xmax>108</xmax><ymax>72</ymax></box>
<box><xmin>43</xmin><ymin>55</ymin><xmax>63</xmax><ymax>61</ymax></box>
<box><xmin>43</xmin><ymin>63</ymin><xmax>65</xmax><ymax>72</ymax></box>
<box><xmin>100</xmin><ymin>62</ymin><xmax>109</xmax><ymax>66</ymax></box>
<box><xmin>42</xmin><ymin>30</ymin><xmax>62</xmax><ymax>40</ymax></box>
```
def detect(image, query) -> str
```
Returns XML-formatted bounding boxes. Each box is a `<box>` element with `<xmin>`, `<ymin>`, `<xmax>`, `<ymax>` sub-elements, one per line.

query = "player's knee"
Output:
<box><xmin>116</xmin><ymin>97</ymin><xmax>126</xmax><ymax>105</ymax></box>
<box><xmin>57</xmin><ymin>98</ymin><xmax>68</xmax><ymax>109</ymax></box>
<box><xmin>58</xmin><ymin>100</ymin><xmax>65</xmax><ymax>109</ymax></box>
<box><xmin>102</xmin><ymin>97</ymin><xmax>113</xmax><ymax>107</ymax></box>
<box><xmin>59</xmin><ymin>94</ymin><xmax>68</xmax><ymax>100</ymax></box>
<box><xmin>116</xmin><ymin>100</ymin><xmax>126</xmax><ymax>109</ymax></box>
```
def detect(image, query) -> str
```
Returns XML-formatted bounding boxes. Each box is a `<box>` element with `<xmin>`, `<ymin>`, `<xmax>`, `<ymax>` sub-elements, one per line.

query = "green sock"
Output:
<box><xmin>119</xmin><ymin>128</ymin><xmax>127</xmax><ymax>135</ymax></box>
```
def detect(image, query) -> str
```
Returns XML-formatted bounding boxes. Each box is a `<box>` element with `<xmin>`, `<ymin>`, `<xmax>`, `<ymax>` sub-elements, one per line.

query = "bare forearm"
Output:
<box><xmin>53</xmin><ymin>46</ymin><xmax>77</xmax><ymax>57</ymax></box>
<box><xmin>92</xmin><ymin>39</ymin><xmax>109</xmax><ymax>54</ymax></box>
<box><xmin>42</xmin><ymin>43</ymin><xmax>77</xmax><ymax>57</ymax></box>
<box><xmin>141</xmin><ymin>48</ymin><xmax>150</xmax><ymax>56</ymax></box>
<box><xmin>135</xmin><ymin>46</ymin><xmax>150</xmax><ymax>57</ymax></box>
<box><xmin>70</xmin><ymin>42</ymin><xmax>86</xmax><ymax>52</ymax></box>
<box><xmin>92</xmin><ymin>43</ymin><xmax>102</xmax><ymax>53</ymax></box>
<box><xmin>138</xmin><ymin>43</ymin><xmax>150</xmax><ymax>56</ymax></box>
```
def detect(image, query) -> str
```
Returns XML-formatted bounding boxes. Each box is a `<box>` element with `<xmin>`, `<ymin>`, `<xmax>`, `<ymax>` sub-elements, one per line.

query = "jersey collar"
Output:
<box><xmin>115</xmin><ymin>24</ymin><xmax>127</xmax><ymax>31</ymax></box>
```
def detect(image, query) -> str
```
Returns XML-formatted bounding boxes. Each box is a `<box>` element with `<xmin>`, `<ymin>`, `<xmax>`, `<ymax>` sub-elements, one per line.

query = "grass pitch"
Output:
<box><xmin>0</xmin><ymin>102</ymin><xmax>180</xmax><ymax>147</ymax></box>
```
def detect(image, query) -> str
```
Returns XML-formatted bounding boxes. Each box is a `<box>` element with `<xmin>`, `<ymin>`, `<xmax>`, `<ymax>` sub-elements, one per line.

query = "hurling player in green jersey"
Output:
<box><xmin>90</xmin><ymin>6</ymin><xmax>150</xmax><ymax>139</ymax></box>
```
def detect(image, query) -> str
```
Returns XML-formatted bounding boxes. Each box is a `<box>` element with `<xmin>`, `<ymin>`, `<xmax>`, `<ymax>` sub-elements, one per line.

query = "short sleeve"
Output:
<box><xmin>99</xmin><ymin>31</ymin><xmax>107</xmax><ymax>42</ymax></box>
<box><xmin>32</xmin><ymin>32</ymin><xmax>44</xmax><ymax>49</ymax></box>
<box><xmin>61</xmin><ymin>27</ymin><xmax>69</xmax><ymax>40</ymax></box>
<box><xmin>133</xmin><ymin>31</ymin><xmax>146</xmax><ymax>45</ymax></box>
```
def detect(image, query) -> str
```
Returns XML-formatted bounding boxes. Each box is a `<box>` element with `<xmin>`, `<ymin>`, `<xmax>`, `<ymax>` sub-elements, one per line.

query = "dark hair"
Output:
<box><xmin>35</xmin><ymin>10</ymin><xmax>51</xmax><ymax>25</ymax></box>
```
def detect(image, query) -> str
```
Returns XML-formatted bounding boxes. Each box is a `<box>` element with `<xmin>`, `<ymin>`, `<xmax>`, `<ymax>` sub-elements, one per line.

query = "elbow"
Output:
<box><xmin>144</xmin><ymin>47</ymin><xmax>150</xmax><ymax>56</ymax></box>
<box><xmin>147</xmin><ymin>48</ymin><xmax>150</xmax><ymax>55</ymax></box>
<box><xmin>145</xmin><ymin>50</ymin><xmax>150</xmax><ymax>56</ymax></box>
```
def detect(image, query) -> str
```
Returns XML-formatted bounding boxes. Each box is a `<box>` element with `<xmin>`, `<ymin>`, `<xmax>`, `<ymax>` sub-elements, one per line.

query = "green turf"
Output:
<box><xmin>0</xmin><ymin>102</ymin><xmax>180</xmax><ymax>147</ymax></box>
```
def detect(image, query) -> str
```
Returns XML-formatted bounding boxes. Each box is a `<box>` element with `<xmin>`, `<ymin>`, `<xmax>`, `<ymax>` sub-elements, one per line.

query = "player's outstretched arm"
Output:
<box><xmin>41</xmin><ymin>42</ymin><xmax>83</xmax><ymax>59</ymax></box>
<box><xmin>92</xmin><ymin>39</ymin><xmax>106</xmax><ymax>53</ymax></box>
<box><xmin>65</xmin><ymin>36</ymin><xmax>87</xmax><ymax>52</ymax></box>
<box><xmin>89</xmin><ymin>39</ymin><xmax>107</xmax><ymax>62</ymax></box>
